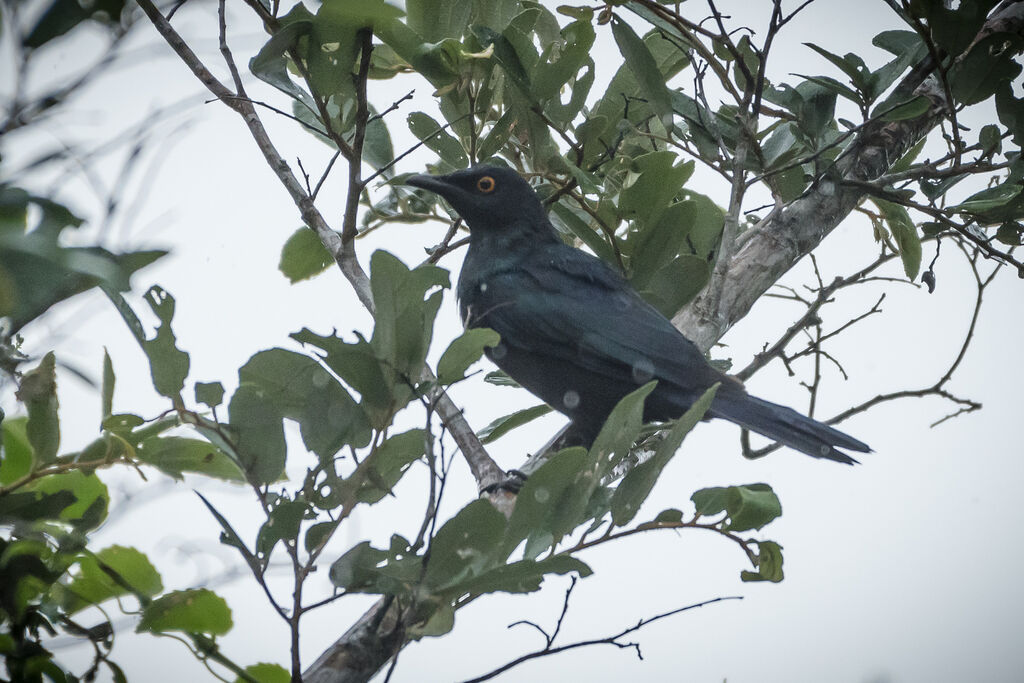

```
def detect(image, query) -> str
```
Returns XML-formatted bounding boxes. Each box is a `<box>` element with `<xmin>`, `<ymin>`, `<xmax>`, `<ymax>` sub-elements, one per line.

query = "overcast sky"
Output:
<box><xmin>5</xmin><ymin>1</ymin><xmax>1023</xmax><ymax>681</ymax></box>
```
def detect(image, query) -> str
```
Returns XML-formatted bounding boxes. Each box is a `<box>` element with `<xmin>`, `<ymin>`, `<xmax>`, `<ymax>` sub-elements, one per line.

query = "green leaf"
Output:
<box><xmin>18</xmin><ymin>352</ymin><xmax>59</xmax><ymax>464</ymax></box>
<box><xmin>953</xmin><ymin>183</ymin><xmax>1022</xmax><ymax>214</ymax></box>
<box><xmin>375</xmin><ymin>20</ymin><xmax>458</xmax><ymax>87</ymax></box>
<box><xmin>589</xmin><ymin>382</ymin><xmax>657</xmax><ymax>474</ymax></box>
<box><xmin>2</xmin><ymin>191</ymin><xmax>166</xmax><ymax>335</ymax></box>
<box><xmin>406</xmin><ymin>0</ymin><xmax>470</xmax><ymax>41</ymax></box>
<box><xmin>869</xmin><ymin>31</ymin><xmax>928</xmax><ymax>100</ymax></box>
<box><xmin>872</xmin><ymin>29</ymin><xmax>924</xmax><ymax>58</ymax></box>
<box><xmin>23</xmin><ymin>0</ymin><xmax>127</xmax><ymax>48</ymax></box>
<box><xmin>320</xmin><ymin>0</ymin><xmax>404</xmax><ymax>28</ymax></box>
<box><xmin>533</xmin><ymin>18</ymin><xmax>595</xmax><ymax>101</ymax></box>
<box><xmin>979</xmin><ymin>124</ymin><xmax>1002</xmax><ymax>155</ymax></box>
<box><xmin>873</xmin><ymin>199</ymin><xmax>921</xmax><ymax>279</ymax></box>
<box><xmin>369</xmin><ymin>250</ymin><xmax>449</xmax><ymax>379</ymax></box>
<box><xmin>502</xmin><ymin>447</ymin><xmax>592</xmax><ymax>558</ymax></box>
<box><xmin>279</xmin><ymin>227</ymin><xmax>333</xmax><ymax>283</ymax></box>
<box><xmin>795</xmin><ymin>74</ymin><xmax>862</xmax><ymax>107</ymax></box>
<box><xmin>0</xmin><ymin>538</ymin><xmax>65</xmax><ymax>622</ymax></box>
<box><xmin>580</xmin><ymin>27</ymin><xmax>689</xmax><ymax>166</ymax></box>
<box><xmin>406</xmin><ymin>600</ymin><xmax>456</xmax><ymax>639</ymax></box>
<box><xmin>140</xmin><ymin>286</ymin><xmax>190</xmax><ymax>399</ymax></box>
<box><xmin>679</xmin><ymin>192</ymin><xmax>725</xmax><ymax>258</ymax></box>
<box><xmin>443</xmin><ymin>554</ymin><xmax>591</xmax><ymax>599</ymax></box>
<box><xmin>101</xmin><ymin>348</ymin><xmax>115</xmax><ymax>420</ymax></box>
<box><xmin>878</xmin><ymin>95</ymin><xmax>931</xmax><ymax>121</ymax></box>
<box><xmin>767</xmin><ymin>166</ymin><xmax>807</xmax><ymax>204</ymax></box>
<box><xmin>741</xmin><ymin>540</ymin><xmax>784</xmax><ymax>583</ymax></box>
<box><xmin>437</xmin><ymin>328</ymin><xmax>500</xmax><ymax>384</ymax></box>
<box><xmin>483</xmin><ymin>369</ymin><xmax>520</xmax><ymax>388</ymax></box>
<box><xmin>238</xmin><ymin>348</ymin><xmax>370</xmax><ymax>459</ymax></box>
<box><xmin>138</xmin><ymin>589</ymin><xmax>233</xmax><ymax>635</ymax></box>
<box><xmin>692</xmin><ymin>483</ymin><xmax>782</xmax><ymax>532</ymax></box>
<box><xmin>723</xmin><ymin>485</ymin><xmax>782</xmax><ymax>532</ymax></box>
<box><xmin>549</xmin><ymin>201</ymin><xmax>616</xmax><ymax>265</ymax></box>
<box><xmin>228</xmin><ymin>384</ymin><xmax>286</xmax><ymax>484</ymax></box>
<box><xmin>237</xmin><ymin>664</ymin><xmax>291</xmax><ymax>683</ymax></box>
<box><xmin>995</xmin><ymin>221</ymin><xmax>1022</xmax><ymax>246</ymax></box>
<box><xmin>479</xmin><ymin>404</ymin><xmax>553</xmax><ymax>444</ymax></box>
<box><xmin>0</xmin><ymin>417</ymin><xmax>33</xmax><ymax>484</ymax></box>
<box><xmin>611</xmin><ymin>385</ymin><xmax>717</xmax><ymax>526</ymax></box>
<box><xmin>618</xmin><ymin>151</ymin><xmax>694</xmax><ymax>228</ymax></box>
<box><xmin>248</xmin><ymin>8</ymin><xmax>316</xmax><ymax>108</ymax></box>
<box><xmin>476</xmin><ymin>109</ymin><xmax>516</xmax><ymax>161</ymax></box>
<box><xmin>23</xmin><ymin>470</ymin><xmax>109</xmax><ymax>530</ymax></box>
<box><xmin>408</xmin><ymin>112</ymin><xmax>468</xmax><ymax>169</ymax></box>
<box><xmin>136</xmin><ymin>436</ymin><xmax>244</xmax><ymax>482</ymax></box>
<box><xmin>793</xmin><ymin>80</ymin><xmax>837</xmax><ymax>140</ymax></box>
<box><xmin>59</xmin><ymin>546</ymin><xmax>163</xmax><ymax>614</ymax></box>
<box><xmin>611</xmin><ymin>17</ymin><xmax>673</xmax><ymax>128</ymax></box>
<box><xmin>102</xmin><ymin>413</ymin><xmax>144</xmax><ymax>436</ymax></box>
<box><xmin>290</xmin><ymin>328</ymin><xmax>398</xmax><ymax>427</ymax></box>
<box><xmin>304</xmin><ymin>521</ymin><xmax>335</xmax><ymax>554</ymax></box>
<box><xmin>329</xmin><ymin>536</ymin><xmax>420</xmax><ymax>595</ymax></box>
<box><xmin>544</xmin><ymin>58</ymin><xmax>594</xmax><ymax>127</ymax></box>
<box><xmin>194</xmin><ymin>381</ymin><xmax>225</xmax><ymax>409</ymax></box>
<box><xmin>653</xmin><ymin>508</ymin><xmax>683</xmax><ymax>524</ymax></box>
<box><xmin>310</xmin><ymin>1</ymin><xmax>407</xmax><ymax>103</ymax></box>
<box><xmin>920</xmin><ymin>174</ymin><xmax>969</xmax><ymax>203</ymax></box>
<box><xmin>639</xmin><ymin>254</ymin><xmax>710</xmax><ymax>318</ymax></box>
<box><xmin>916</xmin><ymin>0</ymin><xmax>1003</xmax><ymax>59</ymax></box>
<box><xmin>471</xmin><ymin>21</ymin><xmax>531</xmax><ymax>94</ymax></box>
<box><xmin>364</xmin><ymin>109</ymin><xmax>396</xmax><ymax>173</ymax></box>
<box><xmin>309</xmin><ymin>7</ymin><xmax>359</xmax><ymax>100</ymax></box>
<box><xmin>197</xmin><ymin>492</ymin><xmax>262</xmax><ymax>576</ymax></box>
<box><xmin>803</xmin><ymin>43</ymin><xmax>870</xmax><ymax>94</ymax></box>
<box><xmin>0</xmin><ymin>490</ymin><xmax>76</xmax><ymax>525</ymax></box>
<box><xmin>760</xmin><ymin>122</ymin><xmax>805</xmax><ymax>169</ymax></box>
<box><xmin>256</xmin><ymin>499</ymin><xmax>309</xmax><ymax>560</ymax></box>
<box><xmin>996</xmin><ymin>84</ymin><xmax>1024</xmax><ymax>145</ymax></box>
<box><xmin>346</xmin><ymin>429</ymin><xmax>426</xmax><ymax>504</ymax></box>
<box><xmin>890</xmin><ymin>136</ymin><xmax>927</xmax><ymax>174</ymax></box>
<box><xmin>329</xmin><ymin>541</ymin><xmax>389</xmax><ymax>591</ymax></box>
<box><xmin>424</xmin><ymin>499</ymin><xmax>506</xmax><ymax>591</ymax></box>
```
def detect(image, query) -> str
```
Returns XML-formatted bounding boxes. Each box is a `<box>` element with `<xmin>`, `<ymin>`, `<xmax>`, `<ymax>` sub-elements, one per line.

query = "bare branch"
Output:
<box><xmin>463</xmin><ymin>595</ymin><xmax>742</xmax><ymax>683</ymax></box>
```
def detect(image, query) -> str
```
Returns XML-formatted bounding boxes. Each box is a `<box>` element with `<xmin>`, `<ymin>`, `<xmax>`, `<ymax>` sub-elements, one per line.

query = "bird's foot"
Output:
<box><xmin>481</xmin><ymin>469</ymin><xmax>528</xmax><ymax>494</ymax></box>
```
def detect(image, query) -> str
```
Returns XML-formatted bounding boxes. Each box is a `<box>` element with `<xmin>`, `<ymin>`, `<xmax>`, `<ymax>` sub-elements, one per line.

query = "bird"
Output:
<box><xmin>407</xmin><ymin>165</ymin><xmax>870</xmax><ymax>463</ymax></box>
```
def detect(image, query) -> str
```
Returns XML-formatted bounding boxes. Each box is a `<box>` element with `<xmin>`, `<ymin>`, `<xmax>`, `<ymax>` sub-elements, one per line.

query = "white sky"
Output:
<box><xmin>4</xmin><ymin>1</ymin><xmax>1023</xmax><ymax>681</ymax></box>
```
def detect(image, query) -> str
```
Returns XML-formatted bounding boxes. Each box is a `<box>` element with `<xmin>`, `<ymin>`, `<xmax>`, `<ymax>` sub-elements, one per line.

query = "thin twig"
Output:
<box><xmin>463</xmin><ymin>596</ymin><xmax>742</xmax><ymax>683</ymax></box>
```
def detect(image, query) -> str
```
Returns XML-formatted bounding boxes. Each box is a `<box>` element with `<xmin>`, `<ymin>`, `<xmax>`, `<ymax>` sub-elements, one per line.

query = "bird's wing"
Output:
<box><xmin>476</xmin><ymin>245</ymin><xmax>721</xmax><ymax>396</ymax></box>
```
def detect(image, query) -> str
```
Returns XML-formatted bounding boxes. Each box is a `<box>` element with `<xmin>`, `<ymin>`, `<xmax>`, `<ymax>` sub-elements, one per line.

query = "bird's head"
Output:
<box><xmin>406</xmin><ymin>165</ymin><xmax>550</xmax><ymax>234</ymax></box>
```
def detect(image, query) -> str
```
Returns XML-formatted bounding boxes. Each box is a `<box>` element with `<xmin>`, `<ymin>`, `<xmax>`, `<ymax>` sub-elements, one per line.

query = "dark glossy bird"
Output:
<box><xmin>407</xmin><ymin>165</ymin><xmax>870</xmax><ymax>463</ymax></box>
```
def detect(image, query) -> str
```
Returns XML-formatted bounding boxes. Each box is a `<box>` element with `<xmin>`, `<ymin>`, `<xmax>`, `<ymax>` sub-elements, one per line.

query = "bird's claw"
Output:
<box><xmin>481</xmin><ymin>469</ymin><xmax>528</xmax><ymax>494</ymax></box>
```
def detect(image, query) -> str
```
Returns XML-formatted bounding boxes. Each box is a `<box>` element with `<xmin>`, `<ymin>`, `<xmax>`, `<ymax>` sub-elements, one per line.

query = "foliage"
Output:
<box><xmin>1</xmin><ymin>0</ymin><xmax>1022</xmax><ymax>680</ymax></box>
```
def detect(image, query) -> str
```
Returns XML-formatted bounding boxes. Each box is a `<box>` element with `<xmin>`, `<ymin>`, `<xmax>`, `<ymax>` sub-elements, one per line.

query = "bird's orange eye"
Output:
<box><xmin>476</xmin><ymin>176</ymin><xmax>496</xmax><ymax>193</ymax></box>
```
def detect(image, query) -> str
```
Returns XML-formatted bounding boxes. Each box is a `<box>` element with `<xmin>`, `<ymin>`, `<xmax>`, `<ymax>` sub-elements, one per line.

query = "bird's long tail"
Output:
<box><xmin>710</xmin><ymin>393</ymin><xmax>870</xmax><ymax>464</ymax></box>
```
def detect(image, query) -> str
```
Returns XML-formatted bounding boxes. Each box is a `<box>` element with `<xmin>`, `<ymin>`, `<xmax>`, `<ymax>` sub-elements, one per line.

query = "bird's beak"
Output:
<box><xmin>405</xmin><ymin>173</ymin><xmax>450</xmax><ymax>195</ymax></box>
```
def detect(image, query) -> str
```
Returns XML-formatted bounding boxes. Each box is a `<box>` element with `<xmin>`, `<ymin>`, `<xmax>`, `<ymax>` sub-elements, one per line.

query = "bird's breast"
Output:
<box><xmin>457</xmin><ymin>271</ymin><xmax>506</xmax><ymax>329</ymax></box>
